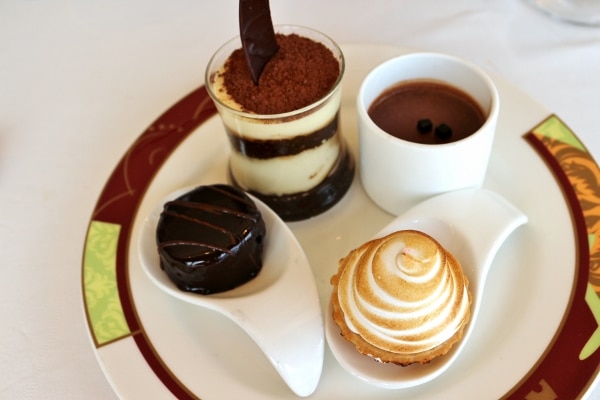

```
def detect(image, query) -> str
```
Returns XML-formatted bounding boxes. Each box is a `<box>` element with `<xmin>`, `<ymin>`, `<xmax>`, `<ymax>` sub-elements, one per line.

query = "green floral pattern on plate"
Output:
<box><xmin>83</xmin><ymin>221</ymin><xmax>129</xmax><ymax>347</ymax></box>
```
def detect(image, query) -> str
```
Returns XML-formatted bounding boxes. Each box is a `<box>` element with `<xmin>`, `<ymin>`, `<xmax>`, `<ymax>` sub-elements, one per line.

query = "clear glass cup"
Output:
<box><xmin>529</xmin><ymin>0</ymin><xmax>600</xmax><ymax>25</ymax></box>
<box><xmin>205</xmin><ymin>25</ymin><xmax>354</xmax><ymax>221</ymax></box>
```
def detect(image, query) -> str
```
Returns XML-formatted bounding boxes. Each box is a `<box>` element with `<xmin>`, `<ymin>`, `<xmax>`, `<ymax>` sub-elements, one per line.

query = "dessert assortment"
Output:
<box><xmin>330</xmin><ymin>230</ymin><xmax>472</xmax><ymax>366</ymax></box>
<box><xmin>147</xmin><ymin>0</ymin><xmax>517</xmax><ymax>394</ymax></box>
<box><xmin>76</xmin><ymin>0</ymin><xmax>596</xmax><ymax>390</ymax></box>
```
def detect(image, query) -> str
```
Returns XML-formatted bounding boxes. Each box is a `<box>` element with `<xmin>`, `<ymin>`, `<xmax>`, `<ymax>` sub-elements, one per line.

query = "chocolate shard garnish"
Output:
<box><xmin>239</xmin><ymin>0</ymin><xmax>279</xmax><ymax>85</ymax></box>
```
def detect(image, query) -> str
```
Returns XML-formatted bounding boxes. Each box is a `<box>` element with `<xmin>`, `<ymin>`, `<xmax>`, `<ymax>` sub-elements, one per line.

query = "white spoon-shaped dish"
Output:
<box><xmin>138</xmin><ymin>188</ymin><xmax>324</xmax><ymax>397</ymax></box>
<box><xmin>325</xmin><ymin>188</ymin><xmax>528</xmax><ymax>389</ymax></box>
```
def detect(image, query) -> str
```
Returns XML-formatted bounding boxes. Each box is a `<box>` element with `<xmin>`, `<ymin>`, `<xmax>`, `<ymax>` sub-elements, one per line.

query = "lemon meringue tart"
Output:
<box><xmin>330</xmin><ymin>230</ymin><xmax>472</xmax><ymax>366</ymax></box>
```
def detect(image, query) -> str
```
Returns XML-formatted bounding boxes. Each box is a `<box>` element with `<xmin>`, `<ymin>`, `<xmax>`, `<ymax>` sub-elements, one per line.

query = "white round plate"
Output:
<box><xmin>81</xmin><ymin>45</ymin><xmax>600</xmax><ymax>399</ymax></box>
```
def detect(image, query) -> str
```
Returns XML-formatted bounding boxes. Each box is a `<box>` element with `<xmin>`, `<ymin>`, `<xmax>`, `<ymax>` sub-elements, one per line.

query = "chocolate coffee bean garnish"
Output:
<box><xmin>416</xmin><ymin>119</ymin><xmax>453</xmax><ymax>141</ymax></box>
<box><xmin>417</xmin><ymin>118</ymin><xmax>433</xmax><ymax>134</ymax></box>
<box><xmin>435</xmin><ymin>123</ymin><xmax>453</xmax><ymax>140</ymax></box>
<box><xmin>239</xmin><ymin>0</ymin><xmax>279</xmax><ymax>85</ymax></box>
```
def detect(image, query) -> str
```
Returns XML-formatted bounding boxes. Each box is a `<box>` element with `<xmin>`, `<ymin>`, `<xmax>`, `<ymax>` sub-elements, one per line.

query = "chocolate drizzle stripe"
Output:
<box><xmin>161</xmin><ymin>210</ymin><xmax>237</xmax><ymax>242</ymax></box>
<box><xmin>165</xmin><ymin>200</ymin><xmax>258</xmax><ymax>221</ymax></box>
<box><xmin>158</xmin><ymin>240</ymin><xmax>234</xmax><ymax>255</ymax></box>
<box><xmin>225</xmin><ymin>113</ymin><xmax>338</xmax><ymax>159</ymax></box>
<box><xmin>208</xmin><ymin>185</ymin><xmax>256</xmax><ymax>207</ymax></box>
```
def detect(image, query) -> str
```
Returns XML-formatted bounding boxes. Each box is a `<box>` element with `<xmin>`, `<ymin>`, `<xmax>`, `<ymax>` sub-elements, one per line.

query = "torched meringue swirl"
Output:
<box><xmin>336</xmin><ymin>230</ymin><xmax>471</xmax><ymax>357</ymax></box>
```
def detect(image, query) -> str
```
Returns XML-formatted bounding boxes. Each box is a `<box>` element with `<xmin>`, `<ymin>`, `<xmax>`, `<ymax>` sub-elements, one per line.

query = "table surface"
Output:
<box><xmin>2</xmin><ymin>0</ymin><xmax>600</xmax><ymax>399</ymax></box>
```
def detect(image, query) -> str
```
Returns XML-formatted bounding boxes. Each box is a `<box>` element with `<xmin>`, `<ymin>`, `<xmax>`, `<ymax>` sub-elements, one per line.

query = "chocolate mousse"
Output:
<box><xmin>368</xmin><ymin>80</ymin><xmax>486</xmax><ymax>144</ymax></box>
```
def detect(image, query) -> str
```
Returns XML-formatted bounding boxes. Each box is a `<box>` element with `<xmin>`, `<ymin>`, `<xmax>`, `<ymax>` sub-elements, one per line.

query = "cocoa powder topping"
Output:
<box><xmin>220</xmin><ymin>33</ymin><xmax>340</xmax><ymax>114</ymax></box>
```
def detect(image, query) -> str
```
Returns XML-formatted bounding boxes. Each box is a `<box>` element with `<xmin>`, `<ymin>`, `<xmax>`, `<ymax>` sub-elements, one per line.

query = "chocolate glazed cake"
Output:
<box><xmin>156</xmin><ymin>184</ymin><xmax>266</xmax><ymax>295</ymax></box>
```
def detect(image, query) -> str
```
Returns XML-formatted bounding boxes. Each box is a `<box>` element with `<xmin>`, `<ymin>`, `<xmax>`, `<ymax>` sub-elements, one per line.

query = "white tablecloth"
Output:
<box><xmin>2</xmin><ymin>0</ymin><xmax>599</xmax><ymax>398</ymax></box>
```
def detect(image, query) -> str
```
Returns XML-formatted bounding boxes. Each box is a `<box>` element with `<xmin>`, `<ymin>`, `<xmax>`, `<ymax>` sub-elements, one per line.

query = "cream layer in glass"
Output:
<box><xmin>211</xmin><ymin>74</ymin><xmax>342</xmax><ymax>195</ymax></box>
